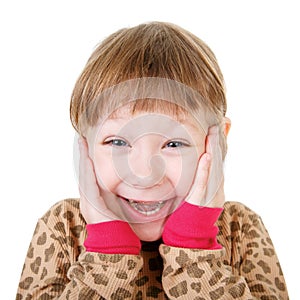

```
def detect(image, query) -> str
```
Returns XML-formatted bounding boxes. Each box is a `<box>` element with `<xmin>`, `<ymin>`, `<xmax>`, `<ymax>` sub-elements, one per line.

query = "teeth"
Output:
<box><xmin>127</xmin><ymin>199</ymin><xmax>166</xmax><ymax>216</ymax></box>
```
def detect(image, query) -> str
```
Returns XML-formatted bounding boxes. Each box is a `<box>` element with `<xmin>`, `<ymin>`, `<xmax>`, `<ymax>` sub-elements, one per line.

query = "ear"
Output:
<box><xmin>223</xmin><ymin>117</ymin><xmax>231</xmax><ymax>137</ymax></box>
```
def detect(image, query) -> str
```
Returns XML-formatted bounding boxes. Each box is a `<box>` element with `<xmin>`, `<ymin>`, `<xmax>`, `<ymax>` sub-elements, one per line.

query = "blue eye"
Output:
<box><xmin>112</xmin><ymin>139</ymin><xmax>128</xmax><ymax>146</ymax></box>
<box><xmin>105</xmin><ymin>138</ymin><xmax>129</xmax><ymax>147</ymax></box>
<box><xmin>165</xmin><ymin>141</ymin><xmax>186</xmax><ymax>148</ymax></box>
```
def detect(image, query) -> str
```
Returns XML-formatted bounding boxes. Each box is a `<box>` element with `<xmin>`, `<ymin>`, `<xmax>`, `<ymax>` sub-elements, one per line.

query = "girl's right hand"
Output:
<box><xmin>78</xmin><ymin>137</ymin><xmax>141</xmax><ymax>255</ymax></box>
<box><xmin>78</xmin><ymin>137</ymin><xmax>118</xmax><ymax>224</ymax></box>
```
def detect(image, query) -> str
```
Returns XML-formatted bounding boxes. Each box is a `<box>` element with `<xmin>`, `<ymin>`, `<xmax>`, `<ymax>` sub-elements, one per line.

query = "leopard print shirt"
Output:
<box><xmin>16</xmin><ymin>199</ymin><xmax>289</xmax><ymax>299</ymax></box>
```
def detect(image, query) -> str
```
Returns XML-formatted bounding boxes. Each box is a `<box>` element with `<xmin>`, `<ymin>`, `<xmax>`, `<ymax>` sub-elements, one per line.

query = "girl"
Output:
<box><xmin>16</xmin><ymin>22</ymin><xmax>289</xmax><ymax>299</ymax></box>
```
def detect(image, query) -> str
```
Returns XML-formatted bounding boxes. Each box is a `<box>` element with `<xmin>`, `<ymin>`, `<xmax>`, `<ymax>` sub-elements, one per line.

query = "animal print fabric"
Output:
<box><xmin>16</xmin><ymin>199</ymin><xmax>289</xmax><ymax>299</ymax></box>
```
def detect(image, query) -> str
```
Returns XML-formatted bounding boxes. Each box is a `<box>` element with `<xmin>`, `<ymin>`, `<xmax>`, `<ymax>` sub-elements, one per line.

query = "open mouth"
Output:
<box><xmin>121</xmin><ymin>197</ymin><xmax>167</xmax><ymax>216</ymax></box>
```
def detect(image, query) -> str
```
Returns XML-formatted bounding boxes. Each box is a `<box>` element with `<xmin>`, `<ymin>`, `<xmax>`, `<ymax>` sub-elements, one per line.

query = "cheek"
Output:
<box><xmin>93</xmin><ymin>151</ymin><xmax>120</xmax><ymax>192</ymax></box>
<box><xmin>164</xmin><ymin>151</ymin><xmax>199</xmax><ymax>198</ymax></box>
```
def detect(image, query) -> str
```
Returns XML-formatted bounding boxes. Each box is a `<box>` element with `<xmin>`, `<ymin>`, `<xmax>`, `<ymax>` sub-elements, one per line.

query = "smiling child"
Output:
<box><xmin>16</xmin><ymin>22</ymin><xmax>289</xmax><ymax>299</ymax></box>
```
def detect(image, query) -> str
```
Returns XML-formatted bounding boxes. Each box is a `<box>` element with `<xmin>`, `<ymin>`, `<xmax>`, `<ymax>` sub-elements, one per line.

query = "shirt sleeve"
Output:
<box><xmin>16</xmin><ymin>201</ymin><xmax>143</xmax><ymax>299</ymax></box>
<box><xmin>159</xmin><ymin>204</ymin><xmax>289</xmax><ymax>299</ymax></box>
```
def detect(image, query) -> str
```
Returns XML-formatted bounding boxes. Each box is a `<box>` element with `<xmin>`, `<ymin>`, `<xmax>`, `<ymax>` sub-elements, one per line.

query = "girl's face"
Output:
<box><xmin>86</xmin><ymin>105</ymin><xmax>206</xmax><ymax>241</ymax></box>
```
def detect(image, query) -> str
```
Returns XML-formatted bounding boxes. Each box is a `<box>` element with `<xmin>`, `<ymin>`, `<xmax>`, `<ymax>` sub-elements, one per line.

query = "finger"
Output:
<box><xmin>206</xmin><ymin>125</ymin><xmax>219</xmax><ymax>156</ymax></box>
<box><xmin>194</xmin><ymin>126</ymin><xmax>219</xmax><ymax>192</ymax></box>
<box><xmin>204</xmin><ymin>125</ymin><xmax>224</xmax><ymax>207</ymax></box>
<box><xmin>78</xmin><ymin>137</ymin><xmax>102</xmax><ymax>207</ymax></box>
<box><xmin>185</xmin><ymin>152</ymin><xmax>211</xmax><ymax>206</ymax></box>
<box><xmin>78</xmin><ymin>137</ymin><xmax>119</xmax><ymax>223</ymax></box>
<box><xmin>185</xmin><ymin>125</ymin><xmax>222</xmax><ymax>207</ymax></box>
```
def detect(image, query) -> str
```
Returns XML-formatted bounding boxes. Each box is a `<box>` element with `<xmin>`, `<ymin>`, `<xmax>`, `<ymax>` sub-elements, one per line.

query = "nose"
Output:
<box><xmin>113</xmin><ymin>147</ymin><xmax>166</xmax><ymax>188</ymax></box>
<box><xmin>131</xmin><ymin>149</ymin><xmax>166</xmax><ymax>187</ymax></box>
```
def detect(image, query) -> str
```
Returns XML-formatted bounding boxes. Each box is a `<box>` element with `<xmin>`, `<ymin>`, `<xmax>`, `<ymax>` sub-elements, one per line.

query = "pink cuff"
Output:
<box><xmin>84</xmin><ymin>220</ymin><xmax>141</xmax><ymax>255</ymax></box>
<box><xmin>162</xmin><ymin>202</ymin><xmax>223</xmax><ymax>250</ymax></box>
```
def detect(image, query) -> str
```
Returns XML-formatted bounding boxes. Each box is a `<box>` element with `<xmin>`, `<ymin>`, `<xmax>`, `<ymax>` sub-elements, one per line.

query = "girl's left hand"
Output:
<box><xmin>185</xmin><ymin>125</ymin><xmax>225</xmax><ymax>208</ymax></box>
<box><xmin>162</xmin><ymin>126</ymin><xmax>224</xmax><ymax>249</ymax></box>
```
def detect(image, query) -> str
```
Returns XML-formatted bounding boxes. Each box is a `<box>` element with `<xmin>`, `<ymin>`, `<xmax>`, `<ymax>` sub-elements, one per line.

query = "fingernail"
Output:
<box><xmin>210</xmin><ymin>125</ymin><xmax>219</xmax><ymax>134</ymax></box>
<box><xmin>205</xmin><ymin>153</ymin><xmax>211</xmax><ymax>163</ymax></box>
<box><xmin>78</xmin><ymin>136</ymin><xmax>85</xmax><ymax>144</ymax></box>
<box><xmin>78</xmin><ymin>138</ymin><xmax>85</xmax><ymax>150</ymax></box>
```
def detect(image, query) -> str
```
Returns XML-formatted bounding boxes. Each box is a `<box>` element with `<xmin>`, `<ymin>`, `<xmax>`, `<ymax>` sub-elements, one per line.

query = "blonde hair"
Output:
<box><xmin>70</xmin><ymin>22</ymin><xmax>228</xmax><ymax>154</ymax></box>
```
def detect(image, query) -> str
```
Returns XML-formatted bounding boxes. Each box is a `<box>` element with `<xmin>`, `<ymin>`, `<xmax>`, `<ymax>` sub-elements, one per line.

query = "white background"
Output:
<box><xmin>1</xmin><ymin>0</ymin><xmax>299</xmax><ymax>299</ymax></box>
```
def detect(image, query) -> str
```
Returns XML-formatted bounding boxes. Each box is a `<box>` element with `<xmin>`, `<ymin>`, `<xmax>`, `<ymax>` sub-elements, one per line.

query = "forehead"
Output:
<box><xmin>89</xmin><ymin>104</ymin><xmax>207</xmax><ymax>143</ymax></box>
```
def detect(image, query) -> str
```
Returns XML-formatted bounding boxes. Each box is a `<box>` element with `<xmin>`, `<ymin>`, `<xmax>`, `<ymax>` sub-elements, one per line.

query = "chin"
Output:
<box><xmin>130</xmin><ymin>219</ymin><xmax>165</xmax><ymax>242</ymax></box>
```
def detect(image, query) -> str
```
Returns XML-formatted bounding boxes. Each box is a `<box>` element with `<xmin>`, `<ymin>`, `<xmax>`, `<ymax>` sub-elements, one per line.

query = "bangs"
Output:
<box><xmin>131</xmin><ymin>99</ymin><xmax>188</xmax><ymax>120</ymax></box>
<box><xmin>77</xmin><ymin>77</ymin><xmax>217</xmax><ymax>135</ymax></box>
<box><xmin>107</xmin><ymin>99</ymin><xmax>189</xmax><ymax>122</ymax></box>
